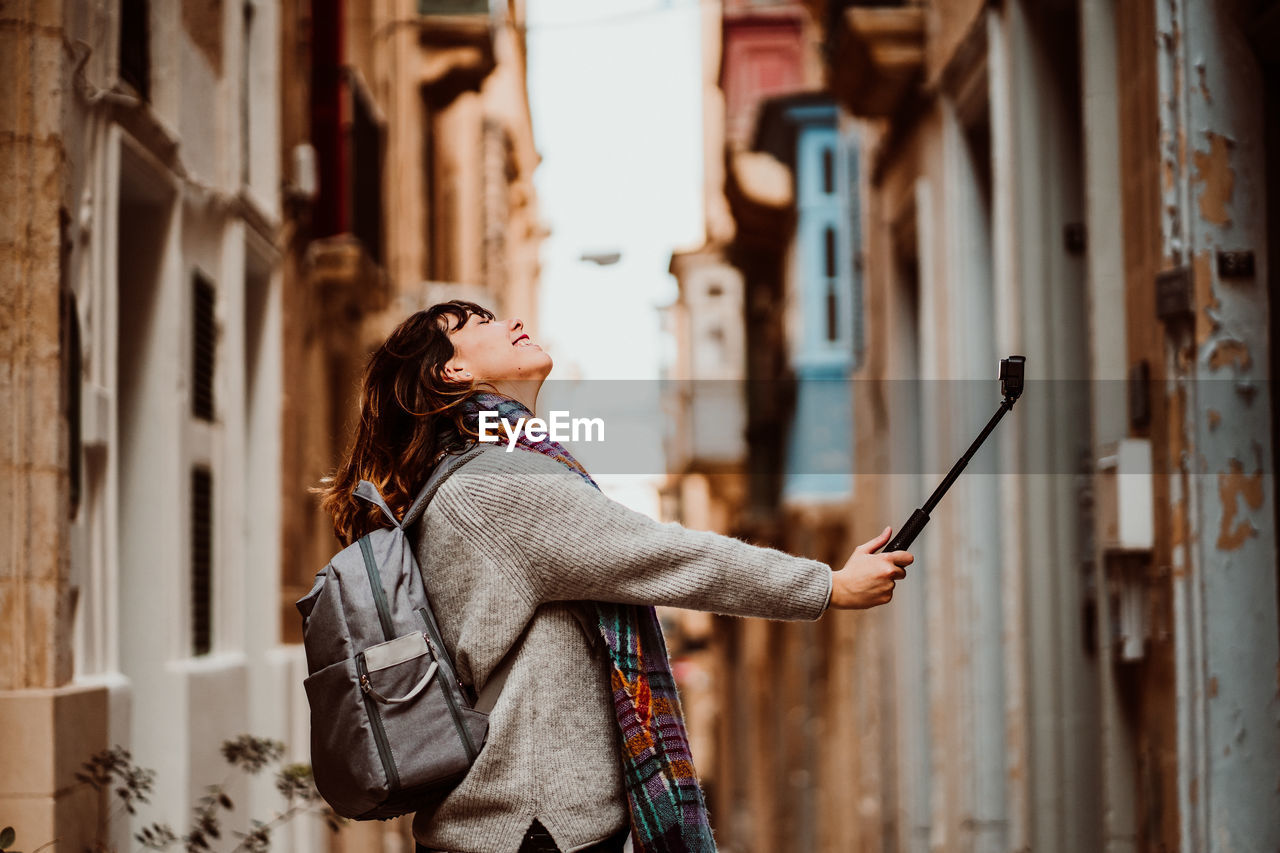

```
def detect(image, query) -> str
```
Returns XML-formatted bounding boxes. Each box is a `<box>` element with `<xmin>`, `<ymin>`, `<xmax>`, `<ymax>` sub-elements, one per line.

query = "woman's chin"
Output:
<box><xmin>526</xmin><ymin>351</ymin><xmax>553</xmax><ymax>377</ymax></box>
<box><xmin>499</xmin><ymin>355</ymin><xmax>553</xmax><ymax>383</ymax></box>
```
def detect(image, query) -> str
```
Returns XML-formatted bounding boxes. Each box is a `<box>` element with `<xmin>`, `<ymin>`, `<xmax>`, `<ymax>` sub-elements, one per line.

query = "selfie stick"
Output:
<box><xmin>879</xmin><ymin>356</ymin><xmax>1026</xmax><ymax>554</ymax></box>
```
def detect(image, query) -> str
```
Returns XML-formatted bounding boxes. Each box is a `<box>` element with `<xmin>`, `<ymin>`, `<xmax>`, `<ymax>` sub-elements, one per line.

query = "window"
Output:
<box><xmin>823</xmin><ymin>226</ymin><xmax>839</xmax><ymax>341</ymax></box>
<box><xmin>351</xmin><ymin>85</ymin><xmax>384</xmax><ymax>264</ymax></box>
<box><xmin>120</xmin><ymin>0</ymin><xmax>150</xmax><ymax>100</ymax></box>
<box><xmin>826</xmin><ymin>282</ymin><xmax>839</xmax><ymax>342</ymax></box>
<box><xmin>240</xmin><ymin>1</ymin><xmax>255</xmax><ymax>186</ymax></box>
<box><xmin>192</xmin><ymin>272</ymin><xmax>216</xmax><ymax>422</ymax></box>
<box><xmin>63</xmin><ymin>288</ymin><xmax>83</xmax><ymax>518</ymax></box>
<box><xmin>422</xmin><ymin>97</ymin><xmax>436</xmax><ymax>279</ymax></box>
<box><xmin>848</xmin><ymin>145</ymin><xmax>864</xmax><ymax>364</ymax></box>
<box><xmin>797</xmin><ymin>122</ymin><xmax>855</xmax><ymax>359</ymax></box>
<box><xmin>191</xmin><ymin>466</ymin><xmax>213</xmax><ymax>656</ymax></box>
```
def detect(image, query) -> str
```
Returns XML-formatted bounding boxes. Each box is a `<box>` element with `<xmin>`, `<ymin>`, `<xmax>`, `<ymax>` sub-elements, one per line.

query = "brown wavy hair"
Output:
<box><xmin>317</xmin><ymin>300</ymin><xmax>494</xmax><ymax>546</ymax></box>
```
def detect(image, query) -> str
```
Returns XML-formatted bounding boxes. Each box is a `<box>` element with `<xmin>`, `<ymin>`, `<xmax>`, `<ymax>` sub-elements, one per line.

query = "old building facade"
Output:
<box><xmin>672</xmin><ymin>0</ymin><xmax>1279</xmax><ymax>851</ymax></box>
<box><xmin>2</xmin><ymin>0</ymin><xmax>540</xmax><ymax>848</ymax></box>
<box><xmin>665</xmin><ymin>2</ymin><xmax>871</xmax><ymax>849</ymax></box>
<box><xmin>276</xmin><ymin>0</ymin><xmax>543</xmax><ymax>847</ymax></box>
<box><xmin>2</xmin><ymin>0</ymin><xmax>289</xmax><ymax>846</ymax></box>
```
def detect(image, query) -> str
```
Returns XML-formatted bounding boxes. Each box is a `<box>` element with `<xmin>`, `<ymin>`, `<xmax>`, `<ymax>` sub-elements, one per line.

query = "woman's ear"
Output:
<box><xmin>444</xmin><ymin>360</ymin><xmax>472</xmax><ymax>381</ymax></box>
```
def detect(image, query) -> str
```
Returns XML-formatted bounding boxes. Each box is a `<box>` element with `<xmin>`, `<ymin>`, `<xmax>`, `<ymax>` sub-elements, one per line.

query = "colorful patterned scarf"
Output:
<box><xmin>460</xmin><ymin>392</ymin><xmax>716</xmax><ymax>853</ymax></box>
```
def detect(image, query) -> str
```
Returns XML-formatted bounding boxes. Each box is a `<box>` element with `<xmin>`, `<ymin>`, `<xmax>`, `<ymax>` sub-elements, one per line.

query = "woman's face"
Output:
<box><xmin>444</xmin><ymin>313</ymin><xmax>552</xmax><ymax>386</ymax></box>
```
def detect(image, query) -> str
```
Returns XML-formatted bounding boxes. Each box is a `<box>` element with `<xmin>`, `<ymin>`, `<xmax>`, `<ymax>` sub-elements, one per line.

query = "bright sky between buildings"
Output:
<box><xmin>526</xmin><ymin>0</ymin><xmax>704</xmax><ymax>382</ymax></box>
<box><xmin>526</xmin><ymin>0</ymin><xmax>705</xmax><ymax>516</ymax></box>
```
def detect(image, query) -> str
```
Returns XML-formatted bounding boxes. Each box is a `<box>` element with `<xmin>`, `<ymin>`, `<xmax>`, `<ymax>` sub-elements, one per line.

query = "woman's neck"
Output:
<box><xmin>484</xmin><ymin>380</ymin><xmax>541</xmax><ymax>413</ymax></box>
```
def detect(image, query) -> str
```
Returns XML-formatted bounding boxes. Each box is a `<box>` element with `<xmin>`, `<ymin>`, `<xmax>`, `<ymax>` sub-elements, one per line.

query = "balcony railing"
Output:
<box><xmin>418</xmin><ymin>0</ymin><xmax>490</xmax><ymax>14</ymax></box>
<box><xmin>306</xmin><ymin>235</ymin><xmax>390</xmax><ymax>325</ymax></box>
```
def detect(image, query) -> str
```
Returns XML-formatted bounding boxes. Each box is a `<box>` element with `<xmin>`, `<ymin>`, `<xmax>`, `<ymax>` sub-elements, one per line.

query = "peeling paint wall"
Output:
<box><xmin>681</xmin><ymin>0</ymin><xmax>1280</xmax><ymax>848</ymax></box>
<box><xmin>1155</xmin><ymin>0</ymin><xmax>1280</xmax><ymax>850</ymax></box>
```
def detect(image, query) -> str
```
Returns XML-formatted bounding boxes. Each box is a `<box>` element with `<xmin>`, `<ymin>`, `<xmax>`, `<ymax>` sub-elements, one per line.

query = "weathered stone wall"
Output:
<box><xmin>0</xmin><ymin>2</ymin><xmax>108</xmax><ymax>846</ymax></box>
<box><xmin>0</xmin><ymin>0</ymin><xmax>76</xmax><ymax>695</ymax></box>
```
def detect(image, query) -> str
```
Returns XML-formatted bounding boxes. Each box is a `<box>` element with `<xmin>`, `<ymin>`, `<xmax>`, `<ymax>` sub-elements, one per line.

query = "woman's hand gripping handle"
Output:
<box><xmin>828</xmin><ymin>526</ymin><xmax>914</xmax><ymax>610</ymax></box>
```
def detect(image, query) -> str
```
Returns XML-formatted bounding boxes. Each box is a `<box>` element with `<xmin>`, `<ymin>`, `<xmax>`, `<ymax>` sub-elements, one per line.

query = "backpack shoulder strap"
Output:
<box><xmin>401</xmin><ymin>443</ymin><xmax>488</xmax><ymax>528</ymax></box>
<box><xmin>474</xmin><ymin>651</ymin><xmax>514</xmax><ymax>714</ymax></box>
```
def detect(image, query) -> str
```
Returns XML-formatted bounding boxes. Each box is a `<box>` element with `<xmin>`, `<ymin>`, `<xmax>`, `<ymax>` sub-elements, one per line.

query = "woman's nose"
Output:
<box><xmin>509</xmin><ymin>317</ymin><xmax>523</xmax><ymax>331</ymax></box>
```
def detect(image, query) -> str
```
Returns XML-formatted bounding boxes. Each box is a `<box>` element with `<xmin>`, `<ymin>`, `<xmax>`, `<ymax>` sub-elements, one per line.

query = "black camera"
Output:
<box><xmin>999</xmin><ymin>356</ymin><xmax>1026</xmax><ymax>401</ymax></box>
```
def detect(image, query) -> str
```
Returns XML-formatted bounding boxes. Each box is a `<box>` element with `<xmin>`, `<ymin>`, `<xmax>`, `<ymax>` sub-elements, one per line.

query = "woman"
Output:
<box><xmin>319</xmin><ymin>301</ymin><xmax>913</xmax><ymax>853</ymax></box>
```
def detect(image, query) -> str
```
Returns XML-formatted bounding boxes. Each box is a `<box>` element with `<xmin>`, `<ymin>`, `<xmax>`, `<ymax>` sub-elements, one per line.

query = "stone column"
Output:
<box><xmin>0</xmin><ymin>2</ymin><xmax>108</xmax><ymax>847</ymax></box>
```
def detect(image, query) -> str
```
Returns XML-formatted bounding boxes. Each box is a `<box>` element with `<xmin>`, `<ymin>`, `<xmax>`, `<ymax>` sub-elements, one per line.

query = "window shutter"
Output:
<box><xmin>120</xmin><ymin>0</ymin><xmax>151</xmax><ymax>100</ymax></box>
<box><xmin>191</xmin><ymin>467</ymin><xmax>213</xmax><ymax>656</ymax></box>
<box><xmin>192</xmin><ymin>272</ymin><xmax>216</xmax><ymax>421</ymax></box>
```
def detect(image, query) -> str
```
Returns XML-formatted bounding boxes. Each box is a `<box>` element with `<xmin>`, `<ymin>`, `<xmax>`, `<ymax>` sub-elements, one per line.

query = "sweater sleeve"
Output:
<box><xmin>438</xmin><ymin>449</ymin><xmax>833</xmax><ymax>621</ymax></box>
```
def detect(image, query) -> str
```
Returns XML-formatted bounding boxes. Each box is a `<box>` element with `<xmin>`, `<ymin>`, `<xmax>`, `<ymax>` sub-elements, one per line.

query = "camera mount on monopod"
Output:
<box><xmin>878</xmin><ymin>356</ymin><xmax>1026</xmax><ymax>554</ymax></box>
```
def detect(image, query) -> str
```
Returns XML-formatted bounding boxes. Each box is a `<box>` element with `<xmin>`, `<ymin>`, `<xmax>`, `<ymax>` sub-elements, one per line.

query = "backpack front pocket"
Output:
<box><xmin>361</xmin><ymin>631</ymin><xmax>480</xmax><ymax>791</ymax></box>
<box><xmin>360</xmin><ymin>632</ymin><xmax>438</xmax><ymax>704</ymax></box>
<box><xmin>354</xmin><ymin>631</ymin><xmax>439</xmax><ymax>795</ymax></box>
<box><xmin>303</xmin><ymin>656</ymin><xmax>387</xmax><ymax>818</ymax></box>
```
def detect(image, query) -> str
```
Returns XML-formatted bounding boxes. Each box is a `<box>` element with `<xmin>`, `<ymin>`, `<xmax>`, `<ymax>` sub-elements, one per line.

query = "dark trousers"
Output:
<box><xmin>414</xmin><ymin>820</ymin><xmax>627</xmax><ymax>853</ymax></box>
<box><xmin>518</xmin><ymin>820</ymin><xmax>562</xmax><ymax>853</ymax></box>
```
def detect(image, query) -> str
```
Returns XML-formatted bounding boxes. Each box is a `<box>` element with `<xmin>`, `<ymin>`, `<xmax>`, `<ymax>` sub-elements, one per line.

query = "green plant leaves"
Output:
<box><xmin>61</xmin><ymin>735</ymin><xmax>326</xmax><ymax>853</ymax></box>
<box><xmin>275</xmin><ymin>763</ymin><xmax>319</xmax><ymax>803</ymax></box>
<box><xmin>135</xmin><ymin>822</ymin><xmax>178</xmax><ymax>850</ymax></box>
<box><xmin>220</xmin><ymin>736</ymin><xmax>285</xmax><ymax>775</ymax></box>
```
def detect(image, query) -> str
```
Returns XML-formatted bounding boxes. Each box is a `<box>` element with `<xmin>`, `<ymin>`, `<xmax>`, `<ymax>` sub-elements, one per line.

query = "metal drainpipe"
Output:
<box><xmin>1079</xmin><ymin>0</ymin><xmax>1141</xmax><ymax>850</ymax></box>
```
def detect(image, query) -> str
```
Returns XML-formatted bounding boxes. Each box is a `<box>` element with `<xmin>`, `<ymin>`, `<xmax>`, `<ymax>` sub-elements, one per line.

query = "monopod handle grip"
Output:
<box><xmin>882</xmin><ymin>508</ymin><xmax>929</xmax><ymax>553</ymax></box>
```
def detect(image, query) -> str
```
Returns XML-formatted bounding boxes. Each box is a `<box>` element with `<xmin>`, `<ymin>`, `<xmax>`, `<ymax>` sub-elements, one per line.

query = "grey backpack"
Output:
<box><xmin>296</xmin><ymin>445</ymin><xmax>492</xmax><ymax>820</ymax></box>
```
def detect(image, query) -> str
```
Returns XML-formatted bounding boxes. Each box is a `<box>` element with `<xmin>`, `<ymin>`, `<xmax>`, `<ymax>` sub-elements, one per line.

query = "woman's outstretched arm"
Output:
<box><xmin>438</xmin><ymin>447</ymin><xmax>910</xmax><ymax>619</ymax></box>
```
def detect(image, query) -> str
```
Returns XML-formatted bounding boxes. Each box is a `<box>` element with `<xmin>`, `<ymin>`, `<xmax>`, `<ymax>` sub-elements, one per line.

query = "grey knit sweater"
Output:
<box><xmin>409</xmin><ymin>445</ymin><xmax>833</xmax><ymax>853</ymax></box>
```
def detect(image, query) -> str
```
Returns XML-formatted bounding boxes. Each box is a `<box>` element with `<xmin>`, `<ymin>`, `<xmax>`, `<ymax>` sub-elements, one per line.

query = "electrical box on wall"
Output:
<box><xmin>1096</xmin><ymin>438</ymin><xmax>1154</xmax><ymax>553</ymax></box>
